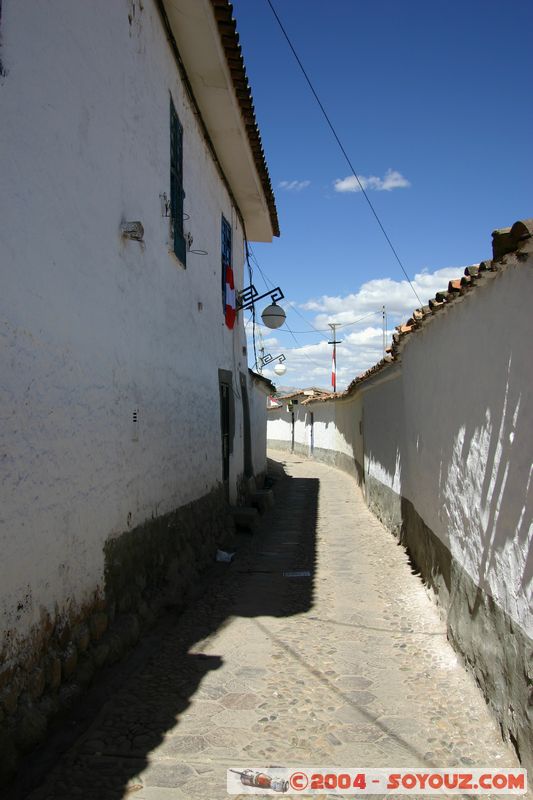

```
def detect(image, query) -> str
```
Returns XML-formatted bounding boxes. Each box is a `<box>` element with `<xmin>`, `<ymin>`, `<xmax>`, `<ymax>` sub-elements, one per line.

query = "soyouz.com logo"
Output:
<box><xmin>227</xmin><ymin>767</ymin><xmax>527</xmax><ymax>795</ymax></box>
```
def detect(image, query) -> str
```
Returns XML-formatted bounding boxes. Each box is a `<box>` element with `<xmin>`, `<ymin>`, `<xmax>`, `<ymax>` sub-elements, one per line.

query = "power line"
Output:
<box><xmin>336</xmin><ymin>310</ymin><xmax>382</xmax><ymax>330</ymax></box>
<box><xmin>280</xmin><ymin>300</ymin><xmax>325</xmax><ymax>333</ymax></box>
<box><xmin>244</xmin><ymin>237</ymin><xmax>258</xmax><ymax>372</ymax></box>
<box><xmin>248</xmin><ymin>245</ymin><xmax>328</xmax><ymax>336</ymax></box>
<box><xmin>247</xmin><ymin>309</ymin><xmax>381</xmax><ymax>334</ymax></box>
<box><xmin>264</xmin><ymin>0</ymin><xmax>423</xmax><ymax>307</ymax></box>
<box><xmin>249</xmin><ymin>246</ymin><xmax>383</xmax><ymax>334</ymax></box>
<box><xmin>283</xmin><ymin>319</ymin><xmax>332</xmax><ymax>371</ymax></box>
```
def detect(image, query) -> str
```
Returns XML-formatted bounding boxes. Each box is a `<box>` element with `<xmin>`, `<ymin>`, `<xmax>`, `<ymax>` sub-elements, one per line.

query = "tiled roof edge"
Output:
<box><xmin>248</xmin><ymin>369</ymin><xmax>275</xmax><ymax>391</ymax></box>
<box><xmin>271</xmin><ymin>388</ymin><xmax>332</xmax><ymax>402</ymax></box>
<box><xmin>210</xmin><ymin>0</ymin><xmax>280</xmax><ymax>238</ymax></box>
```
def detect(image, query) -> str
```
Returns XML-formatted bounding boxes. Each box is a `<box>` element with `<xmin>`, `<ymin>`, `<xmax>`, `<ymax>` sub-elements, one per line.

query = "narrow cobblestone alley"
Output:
<box><xmin>17</xmin><ymin>453</ymin><xmax>525</xmax><ymax>800</ymax></box>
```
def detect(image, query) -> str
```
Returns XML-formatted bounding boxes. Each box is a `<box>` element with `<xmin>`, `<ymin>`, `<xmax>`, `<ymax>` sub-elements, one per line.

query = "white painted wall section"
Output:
<box><xmin>249</xmin><ymin>376</ymin><xmax>270</xmax><ymax>477</ymax></box>
<box><xmin>267</xmin><ymin>406</ymin><xmax>293</xmax><ymax>444</ymax></box>
<box><xmin>399</xmin><ymin>265</ymin><xmax>533</xmax><ymax>637</ymax></box>
<box><xmin>0</xmin><ymin>0</ymin><xmax>254</xmax><ymax>655</ymax></box>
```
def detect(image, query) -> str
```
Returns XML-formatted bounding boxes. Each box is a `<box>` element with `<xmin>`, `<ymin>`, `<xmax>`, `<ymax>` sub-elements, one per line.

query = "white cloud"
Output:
<box><xmin>260</xmin><ymin>264</ymin><xmax>469</xmax><ymax>391</ymax></box>
<box><xmin>334</xmin><ymin>169</ymin><xmax>410</xmax><ymax>193</ymax></box>
<box><xmin>302</xmin><ymin>266</ymin><xmax>462</xmax><ymax>325</ymax></box>
<box><xmin>278</xmin><ymin>179</ymin><xmax>311</xmax><ymax>192</ymax></box>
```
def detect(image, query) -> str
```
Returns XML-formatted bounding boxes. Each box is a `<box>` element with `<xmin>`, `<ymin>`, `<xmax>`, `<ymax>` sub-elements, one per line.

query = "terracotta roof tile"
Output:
<box><xmin>396</xmin><ymin>323</ymin><xmax>415</xmax><ymax>334</ymax></box>
<box><xmin>428</xmin><ymin>297</ymin><xmax>445</xmax><ymax>311</ymax></box>
<box><xmin>249</xmin><ymin>369</ymin><xmax>275</xmax><ymax>391</ymax></box>
<box><xmin>210</xmin><ymin>0</ymin><xmax>279</xmax><ymax>238</ymax></box>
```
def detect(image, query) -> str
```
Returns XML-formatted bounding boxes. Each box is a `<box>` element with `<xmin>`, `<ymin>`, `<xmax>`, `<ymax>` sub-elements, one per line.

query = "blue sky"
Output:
<box><xmin>232</xmin><ymin>0</ymin><xmax>533</xmax><ymax>389</ymax></box>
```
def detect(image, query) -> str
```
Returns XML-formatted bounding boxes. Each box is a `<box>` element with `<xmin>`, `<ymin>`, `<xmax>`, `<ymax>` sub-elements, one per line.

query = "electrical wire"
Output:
<box><xmin>264</xmin><ymin>0</ymin><xmax>423</xmax><ymax>307</ymax></box>
<box><xmin>244</xmin><ymin>236</ymin><xmax>259</xmax><ymax>373</ymax></box>
<box><xmin>277</xmin><ymin>309</ymin><xmax>382</xmax><ymax>332</ymax></box>
<box><xmin>244</xmin><ymin>250</ymin><xmax>388</xmax><ymax>380</ymax></box>
<box><xmin>283</xmin><ymin>299</ymin><xmax>329</xmax><ymax>334</ymax></box>
<box><xmin>283</xmin><ymin>318</ymin><xmax>332</xmax><ymax>371</ymax></box>
<box><xmin>249</xmin><ymin>245</ymin><xmax>385</xmax><ymax>333</ymax></box>
<box><xmin>249</xmin><ymin>247</ymin><xmax>328</xmax><ymax>336</ymax></box>
<box><xmin>336</xmin><ymin>310</ymin><xmax>382</xmax><ymax>329</ymax></box>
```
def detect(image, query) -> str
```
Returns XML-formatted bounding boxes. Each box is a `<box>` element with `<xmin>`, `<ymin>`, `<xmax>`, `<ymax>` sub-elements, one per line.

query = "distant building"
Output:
<box><xmin>267</xmin><ymin>388</ymin><xmax>331</xmax><ymax>453</ymax></box>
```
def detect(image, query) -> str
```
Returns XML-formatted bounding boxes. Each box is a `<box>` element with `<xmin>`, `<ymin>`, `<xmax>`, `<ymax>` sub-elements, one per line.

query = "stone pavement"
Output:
<box><xmin>21</xmin><ymin>452</ymin><xmax>526</xmax><ymax>799</ymax></box>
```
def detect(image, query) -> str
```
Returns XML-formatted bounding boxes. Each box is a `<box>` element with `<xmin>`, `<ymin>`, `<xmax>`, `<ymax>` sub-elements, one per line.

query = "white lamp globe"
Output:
<box><xmin>261</xmin><ymin>302</ymin><xmax>286</xmax><ymax>330</ymax></box>
<box><xmin>274</xmin><ymin>362</ymin><xmax>287</xmax><ymax>376</ymax></box>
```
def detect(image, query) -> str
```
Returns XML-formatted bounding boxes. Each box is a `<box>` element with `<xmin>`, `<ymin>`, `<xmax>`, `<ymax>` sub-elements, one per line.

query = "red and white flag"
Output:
<box><xmin>331</xmin><ymin>349</ymin><xmax>336</xmax><ymax>390</ymax></box>
<box><xmin>225</xmin><ymin>265</ymin><xmax>236</xmax><ymax>330</ymax></box>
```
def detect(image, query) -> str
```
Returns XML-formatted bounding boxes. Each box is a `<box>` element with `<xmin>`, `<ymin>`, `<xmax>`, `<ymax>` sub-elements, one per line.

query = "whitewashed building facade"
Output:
<box><xmin>0</xmin><ymin>0</ymin><xmax>278</xmax><ymax>772</ymax></box>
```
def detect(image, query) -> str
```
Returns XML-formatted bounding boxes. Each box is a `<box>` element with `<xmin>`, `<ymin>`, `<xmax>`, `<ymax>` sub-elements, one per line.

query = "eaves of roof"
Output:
<box><xmin>271</xmin><ymin>389</ymin><xmax>329</xmax><ymax>403</ymax></box>
<box><xmin>210</xmin><ymin>0</ymin><xmax>279</xmax><ymax>238</ymax></box>
<box><xmin>305</xmin><ymin>218</ymin><xmax>533</xmax><ymax>406</ymax></box>
<box><xmin>249</xmin><ymin>369</ymin><xmax>276</xmax><ymax>392</ymax></box>
<box><xmin>157</xmin><ymin>0</ymin><xmax>279</xmax><ymax>241</ymax></box>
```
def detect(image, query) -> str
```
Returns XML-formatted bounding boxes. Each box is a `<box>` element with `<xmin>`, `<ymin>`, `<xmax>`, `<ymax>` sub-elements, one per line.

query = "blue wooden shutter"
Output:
<box><xmin>221</xmin><ymin>215</ymin><xmax>232</xmax><ymax>312</ymax></box>
<box><xmin>170</xmin><ymin>98</ymin><xmax>186</xmax><ymax>265</ymax></box>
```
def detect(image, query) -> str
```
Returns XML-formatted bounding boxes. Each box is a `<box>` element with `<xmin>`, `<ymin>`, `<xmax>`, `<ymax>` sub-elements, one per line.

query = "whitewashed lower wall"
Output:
<box><xmin>400</xmin><ymin>265</ymin><xmax>531</xmax><ymax>640</ymax></box>
<box><xmin>267</xmin><ymin>406</ymin><xmax>294</xmax><ymax>444</ymax></box>
<box><xmin>267</xmin><ymin>394</ymin><xmax>364</xmax><ymax>480</ymax></box>
<box><xmin>360</xmin><ymin>370</ymin><xmax>404</xmax><ymax>531</ymax></box>
<box><xmin>308</xmin><ymin>403</ymin><xmax>335</xmax><ymax>454</ymax></box>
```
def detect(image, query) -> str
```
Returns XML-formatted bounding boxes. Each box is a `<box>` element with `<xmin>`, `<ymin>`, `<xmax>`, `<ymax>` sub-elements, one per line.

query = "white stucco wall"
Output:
<box><xmin>332</xmin><ymin>394</ymin><xmax>364</xmax><ymax>467</ymax></box>
<box><xmin>0</xmin><ymin>0</ymin><xmax>253</xmax><ymax>654</ymax></box>
<box><xmin>266</xmin><ymin>262</ymin><xmax>532</xmax><ymax>639</ymax></box>
<box><xmin>359</xmin><ymin>265</ymin><xmax>533</xmax><ymax>638</ymax></box>
<box><xmin>361</xmin><ymin>371</ymin><xmax>404</xmax><ymax>496</ymax></box>
<box><xmin>249</xmin><ymin>377</ymin><xmax>270</xmax><ymax>477</ymax></box>
<box><xmin>293</xmin><ymin>406</ymin><xmax>307</xmax><ymax>452</ymax></box>
<box><xmin>306</xmin><ymin>403</ymin><xmax>334</xmax><ymax>453</ymax></box>
<box><xmin>398</xmin><ymin>264</ymin><xmax>533</xmax><ymax>638</ymax></box>
<box><xmin>267</xmin><ymin>405</ymin><xmax>293</xmax><ymax>444</ymax></box>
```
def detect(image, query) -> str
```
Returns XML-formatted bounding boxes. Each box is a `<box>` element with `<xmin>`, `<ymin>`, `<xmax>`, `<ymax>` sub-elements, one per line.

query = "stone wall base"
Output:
<box><xmin>267</xmin><ymin>438</ymin><xmax>293</xmax><ymax>454</ymax></box>
<box><xmin>365</xmin><ymin>474</ymin><xmax>533</xmax><ymax>772</ymax></box>
<box><xmin>399</xmin><ymin>496</ymin><xmax>532</xmax><ymax>771</ymax></box>
<box><xmin>0</xmin><ymin>485</ymin><xmax>233</xmax><ymax>781</ymax></box>
<box><xmin>267</xmin><ymin>440</ymin><xmax>364</xmax><ymax>486</ymax></box>
<box><xmin>364</xmin><ymin>474</ymin><xmax>402</xmax><ymax>535</ymax></box>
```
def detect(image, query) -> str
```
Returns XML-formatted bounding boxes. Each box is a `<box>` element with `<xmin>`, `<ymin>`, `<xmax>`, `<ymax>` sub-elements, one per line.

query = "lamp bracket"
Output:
<box><xmin>261</xmin><ymin>353</ymin><xmax>286</xmax><ymax>366</ymax></box>
<box><xmin>237</xmin><ymin>284</ymin><xmax>284</xmax><ymax>311</ymax></box>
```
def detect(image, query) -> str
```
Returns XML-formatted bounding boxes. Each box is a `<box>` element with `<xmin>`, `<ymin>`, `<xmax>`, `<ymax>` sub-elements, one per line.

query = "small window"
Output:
<box><xmin>170</xmin><ymin>97</ymin><xmax>186</xmax><ymax>265</ymax></box>
<box><xmin>221</xmin><ymin>215</ymin><xmax>232</xmax><ymax>311</ymax></box>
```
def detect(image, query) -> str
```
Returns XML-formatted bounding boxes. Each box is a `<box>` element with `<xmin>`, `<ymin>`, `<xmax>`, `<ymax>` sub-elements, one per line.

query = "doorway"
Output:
<box><xmin>240</xmin><ymin>373</ymin><xmax>253</xmax><ymax>478</ymax></box>
<box><xmin>220</xmin><ymin>382</ymin><xmax>230</xmax><ymax>495</ymax></box>
<box><xmin>218</xmin><ymin>369</ymin><xmax>234</xmax><ymax>500</ymax></box>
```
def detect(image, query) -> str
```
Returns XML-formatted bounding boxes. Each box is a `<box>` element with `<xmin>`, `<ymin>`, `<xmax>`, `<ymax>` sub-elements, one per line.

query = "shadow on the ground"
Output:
<box><xmin>9</xmin><ymin>457</ymin><xmax>319</xmax><ymax>800</ymax></box>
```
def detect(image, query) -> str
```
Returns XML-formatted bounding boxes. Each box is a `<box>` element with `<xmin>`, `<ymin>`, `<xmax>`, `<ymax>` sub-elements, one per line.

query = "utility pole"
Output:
<box><xmin>382</xmin><ymin>305</ymin><xmax>386</xmax><ymax>357</ymax></box>
<box><xmin>328</xmin><ymin>323</ymin><xmax>341</xmax><ymax>392</ymax></box>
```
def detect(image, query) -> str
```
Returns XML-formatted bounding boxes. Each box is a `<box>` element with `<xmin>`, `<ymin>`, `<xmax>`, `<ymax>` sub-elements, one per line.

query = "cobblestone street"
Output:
<box><xmin>20</xmin><ymin>452</ymin><xmax>525</xmax><ymax>799</ymax></box>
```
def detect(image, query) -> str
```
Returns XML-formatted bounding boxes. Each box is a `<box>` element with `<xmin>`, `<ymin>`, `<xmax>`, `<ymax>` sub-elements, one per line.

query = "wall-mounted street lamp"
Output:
<box><xmin>261</xmin><ymin>353</ymin><xmax>287</xmax><ymax>376</ymax></box>
<box><xmin>237</xmin><ymin>285</ymin><xmax>286</xmax><ymax>330</ymax></box>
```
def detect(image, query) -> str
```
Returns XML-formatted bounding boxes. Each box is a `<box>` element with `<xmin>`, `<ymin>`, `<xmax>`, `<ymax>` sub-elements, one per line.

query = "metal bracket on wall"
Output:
<box><xmin>237</xmin><ymin>285</ymin><xmax>284</xmax><ymax>311</ymax></box>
